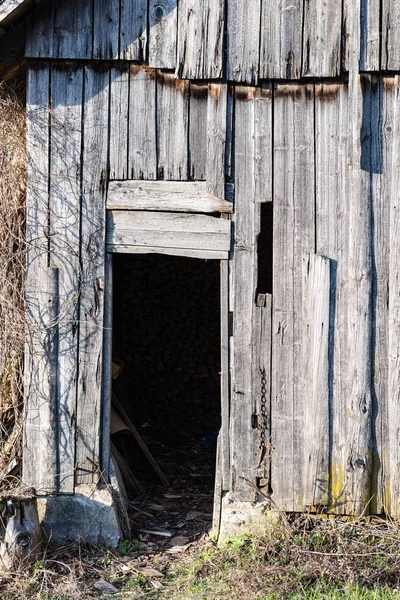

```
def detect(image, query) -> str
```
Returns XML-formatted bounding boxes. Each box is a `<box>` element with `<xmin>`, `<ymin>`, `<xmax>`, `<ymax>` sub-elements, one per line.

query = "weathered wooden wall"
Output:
<box><xmin>23</xmin><ymin>1</ymin><xmax>400</xmax><ymax>518</ymax></box>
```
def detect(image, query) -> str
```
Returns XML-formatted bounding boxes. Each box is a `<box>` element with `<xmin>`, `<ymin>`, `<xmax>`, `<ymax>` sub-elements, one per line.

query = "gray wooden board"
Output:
<box><xmin>157</xmin><ymin>72</ymin><xmax>189</xmax><ymax>181</ymax></box>
<box><xmin>315</xmin><ymin>82</ymin><xmax>349</xmax><ymax>511</ymax></box>
<box><xmin>231</xmin><ymin>87</ymin><xmax>260</xmax><ymax>502</ymax></box>
<box><xmin>53</xmin><ymin>0</ymin><xmax>93</xmax><ymax>59</ymax></box>
<box><xmin>93</xmin><ymin>0</ymin><xmax>120</xmax><ymax>59</ymax></box>
<box><xmin>107</xmin><ymin>211</ymin><xmax>231</xmax><ymax>253</ymax></box>
<box><xmin>189</xmin><ymin>83</ymin><xmax>208</xmax><ymax>181</ymax></box>
<box><xmin>253</xmin><ymin>294</ymin><xmax>272</xmax><ymax>484</ymax></box>
<box><xmin>129</xmin><ymin>66</ymin><xmax>157</xmax><ymax>180</ymax></box>
<box><xmin>24</xmin><ymin>64</ymin><xmax>58</xmax><ymax>494</ymax></box>
<box><xmin>206</xmin><ymin>84</ymin><xmax>227</xmax><ymax>200</ymax></box>
<box><xmin>25</xmin><ymin>2</ymin><xmax>55</xmax><ymax>58</ymax></box>
<box><xmin>120</xmin><ymin>0</ymin><xmax>147</xmax><ymax>60</ymax></box>
<box><xmin>49</xmin><ymin>65</ymin><xmax>84</xmax><ymax>493</ymax></box>
<box><xmin>148</xmin><ymin>0</ymin><xmax>178</xmax><ymax>69</ymax></box>
<box><xmin>220</xmin><ymin>259</ymin><xmax>231</xmax><ymax>491</ymax></box>
<box><xmin>302</xmin><ymin>0</ymin><xmax>342</xmax><ymax>76</ymax></box>
<box><xmin>301</xmin><ymin>254</ymin><xmax>330</xmax><ymax>508</ymax></box>
<box><xmin>107</xmin><ymin>181</ymin><xmax>233</xmax><ymax>213</ymax></box>
<box><xmin>260</xmin><ymin>0</ymin><xmax>303</xmax><ymax>79</ymax></box>
<box><xmin>386</xmin><ymin>76</ymin><xmax>400</xmax><ymax>516</ymax></box>
<box><xmin>110</xmin><ymin>66</ymin><xmax>129</xmax><ymax>180</ymax></box>
<box><xmin>101</xmin><ymin>254</ymin><xmax>113</xmax><ymax>482</ymax></box>
<box><xmin>382</xmin><ymin>1</ymin><xmax>400</xmax><ymax>71</ymax></box>
<box><xmin>75</xmin><ymin>65</ymin><xmax>109</xmax><ymax>485</ymax></box>
<box><xmin>176</xmin><ymin>0</ymin><xmax>224</xmax><ymax>79</ymax></box>
<box><xmin>360</xmin><ymin>0</ymin><xmax>380</xmax><ymax>71</ymax></box>
<box><xmin>227</xmin><ymin>0</ymin><xmax>261</xmax><ymax>83</ymax></box>
<box><xmin>106</xmin><ymin>245</ymin><xmax>228</xmax><ymax>260</ymax></box>
<box><xmin>271</xmin><ymin>84</ymin><xmax>315</xmax><ymax>512</ymax></box>
<box><xmin>254</xmin><ymin>84</ymin><xmax>273</xmax><ymax>203</ymax></box>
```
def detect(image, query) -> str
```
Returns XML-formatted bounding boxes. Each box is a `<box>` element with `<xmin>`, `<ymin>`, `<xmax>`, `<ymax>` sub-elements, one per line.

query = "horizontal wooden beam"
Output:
<box><xmin>107</xmin><ymin>180</ymin><xmax>233</xmax><ymax>214</ymax></box>
<box><xmin>106</xmin><ymin>210</ymin><xmax>231</xmax><ymax>258</ymax></box>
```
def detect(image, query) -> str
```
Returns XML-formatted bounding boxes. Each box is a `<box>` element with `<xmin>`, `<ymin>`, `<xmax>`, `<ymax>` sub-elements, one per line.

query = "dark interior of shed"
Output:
<box><xmin>111</xmin><ymin>253</ymin><xmax>221</xmax><ymax>543</ymax></box>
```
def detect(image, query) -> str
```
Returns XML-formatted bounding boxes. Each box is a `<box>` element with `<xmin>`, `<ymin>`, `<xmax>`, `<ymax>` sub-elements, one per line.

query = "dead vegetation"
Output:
<box><xmin>0</xmin><ymin>78</ymin><xmax>26</xmax><ymax>486</ymax></box>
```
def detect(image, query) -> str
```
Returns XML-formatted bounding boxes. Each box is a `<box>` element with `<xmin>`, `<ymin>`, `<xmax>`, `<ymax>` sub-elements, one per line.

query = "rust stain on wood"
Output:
<box><xmin>274</xmin><ymin>84</ymin><xmax>302</xmax><ymax>99</ymax></box>
<box><xmin>236</xmin><ymin>86</ymin><xmax>256</xmax><ymax>102</ymax></box>
<box><xmin>316</xmin><ymin>84</ymin><xmax>340</xmax><ymax>102</ymax></box>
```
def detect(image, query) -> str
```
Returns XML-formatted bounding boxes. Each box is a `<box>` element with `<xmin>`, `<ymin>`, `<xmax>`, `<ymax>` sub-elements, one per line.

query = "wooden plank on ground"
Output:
<box><xmin>302</xmin><ymin>0</ymin><xmax>342</xmax><ymax>76</ymax></box>
<box><xmin>206</xmin><ymin>84</ymin><xmax>228</xmax><ymax>200</ymax></box>
<box><xmin>93</xmin><ymin>0</ymin><xmax>120</xmax><ymax>59</ymax></box>
<box><xmin>176</xmin><ymin>0</ymin><xmax>224</xmax><ymax>79</ymax></box>
<box><xmin>148</xmin><ymin>0</ymin><xmax>178</xmax><ymax>69</ymax></box>
<box><xmin>301</xmin><ymin>254</ymin><xmax>330</xmax><ymax>508</ymax></box>
<box><xmin>107</xmin><ymin>211</ymin><xmax>231</xmax><ymax>253</ymax></box>
<box><xmin>53</xmin><ymin>0</ymin><xmax>92</xmax><ymax>59</ymax></box>
<box><xmin>227</xmin><ymin>0</ymin><xmax>261</xmax><ymax>83</ymax></box>
<box><xmin>189</xmin><ymin>83</ymin><xmax>208</xmax><ymax>181</ymax></box>
<box><xmin>360</xmin><ymin>0</ymin><xmax>380</xmax><ymax>70</ymax></box>
<box><xmin>260</xmin><ymin>0</ymin><xmax>303</xmax><ymax>79</ymax></box>
<box><xmin>49</xmin><ymin>64</ymin><xmax>84</xmax><ymax>493</ymax></box>
<box><xmin>157</xmin><ymin>72</ymin><xmax>189</xmax><ymax>180</ymax></box>
<box><xmin>231</xmin><ymin>86</ymin><xmax>259</xmax><ymax>501</ymax></box>
<box><xmin>75</xmin><ymin>65</ymin><xmax>109</xmax><ymax>485</ymax></box>
<box><xmin>382</xmin><ymin>1</ymin><xmax>400</xmax><ymax>71</ymax></box>
<box><xmin>271</xmin><ymin>83</ymin><xmax>315</xmax><ymax>512</ymax></box>
<box><xmin>129</xmin><ymin>66</ymin><xmax>157</xmax><ymax>180</ymax></box>
<box><xmin>107</xmin><ymin>181</ymin><xmax>233</xmax><ymax>213</ymax></box>
<box><xmin>120</xmin><ymin>0</ymin><xmax>147</xmax><ymax>60</ymax></box>
<box><xmin>110</xmin><ymin>66</ymin><xmax>129</xmax><ymax>180</ymax></box>
<box><xmin>386</xmin><ymin>76</ymin><xmax>400</xmax><ymax>516</ymax></box>
<box><xmin>24</xmin><ymin>64</ymin><xmax>59</xmax><ymax>494</ymax></box>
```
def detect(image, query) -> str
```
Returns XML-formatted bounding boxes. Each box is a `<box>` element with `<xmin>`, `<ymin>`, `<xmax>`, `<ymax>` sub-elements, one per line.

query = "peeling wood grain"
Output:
<box><xmin>260</xmin><ymin>0</ymin><xmax>303</xmax><ymax>79</ymax></box>
<box><xmin>227</xmin><ymin>0</ymin><xmax>261</xmax><ymax>84</ymax></box>
<box><xmin>129</xmin><ymin>66</ymin><xmax>157</xmax><ymax>180</ymax></box>
<box><xmin>176</xmin><ymin>0</ymin><xmax>224</xmax><ymax>79</ymax></box>
<box><xmin>120</xmin><ymin>0</ymin><xmax>147</xmax><ymax>61</ymax></box>
<box><xmin>148</xmin><ymin>0</ymin><xmax>178</xmax><ymax>69</ymax></box>
<box><xmin>75</xmin><ymin>65</ymin><xmax>109</xmax><ymax>485</ymax></box>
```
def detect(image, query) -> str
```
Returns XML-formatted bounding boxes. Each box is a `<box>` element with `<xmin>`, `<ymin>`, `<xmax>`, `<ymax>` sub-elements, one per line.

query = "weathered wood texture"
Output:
<box><xmin>120</xmin><ymin>0</ymin><xmax>147</xmax><ymax>60</ymax></box>
<box><xmin>128</xmin><ymin>66</ymin><xmax>157</xmax><ymax>180</ymax></box>
<box><xmin>110</xmin><ymin>66</ymin><xmax>129</xmax><ymax>180</ymax></box>
<box><xmin>227</xmin><ymin>0</ymin><xmax>261</xmax><ymax>84</ymax></box>
<box><xmin>148</xmin><ymin>0</ymin><xmax>177</xmax><ymax>68</ymax></box>
<box><xmin>189</xmin><ymin>84</ymin><xmax>208</xmax><ymax>181</ymax></box>
<box><xmin>360</xmin><ymin>0</ymin><xmax>381</xmax><ymax>71</ymax></box>
<box><xmin>271</xmin><ymin>83</ymin><xmax>315</xmax><ymax>511</ymax></box>
<box><xmin>302</xmin><ymin>0</ymin><xmax>342</xmax><ymax>76</ymax></box>
<box><xmin>382</xmin><ymin>1</ymin><xmax>400</xmax><ymax>71</ymax></box>
<box><xmin>107</xmin><ymin>211</ymin><xmax>231</xmax><ymax>254</ymax></box>
<box><xmin>107</xmin><ymin>181</ymin><xmax>233</xmax><ymax>213</ymax></box>
<box><xmin>206</xmin><ymin>84</ymin><xmax>228</xmax><ymax>200</ymax></box>
<box><xmin>176</xmin><ymin>0</ymin><xmax>224</xmax><ymax>79</ymax></box>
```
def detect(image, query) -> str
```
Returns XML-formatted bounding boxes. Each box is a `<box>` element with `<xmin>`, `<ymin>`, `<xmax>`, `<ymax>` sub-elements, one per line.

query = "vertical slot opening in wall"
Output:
<box><xmin>257</xmin><ymin>202</ymin><xmax>273</xmax><ymax>296</ymax></box>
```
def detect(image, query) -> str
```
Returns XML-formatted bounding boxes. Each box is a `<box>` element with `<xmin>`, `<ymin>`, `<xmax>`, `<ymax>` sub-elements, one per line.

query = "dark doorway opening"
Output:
<box><xmin>111</xmin><ymin>253</ymin><xmax>221</xmax><ymax>544</ymax></box>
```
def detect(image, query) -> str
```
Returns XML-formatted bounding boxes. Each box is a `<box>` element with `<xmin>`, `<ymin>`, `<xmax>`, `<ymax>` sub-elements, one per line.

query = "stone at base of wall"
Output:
<box><xmin>218</xmin><ymin>493</ymin><xmax>280</xmax><ymax>543</ymax></box>
<box><xmin>37</xmin><ymin>484</ymin><xmax>123</xmax><ymax>549</ymax></box>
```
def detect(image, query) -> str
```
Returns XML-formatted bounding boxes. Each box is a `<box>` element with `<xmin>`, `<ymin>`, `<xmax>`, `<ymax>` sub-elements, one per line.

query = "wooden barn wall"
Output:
<box><xmin>24</xmin><ymin>0</ymin><xmax>400</xmax><ymax>82</ymax></box>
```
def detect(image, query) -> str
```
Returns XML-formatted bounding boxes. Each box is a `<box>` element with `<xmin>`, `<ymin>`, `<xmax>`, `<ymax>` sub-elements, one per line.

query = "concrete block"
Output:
<box><xmin>218</xmin><ymin>493</ymin><xmax>280</xmax><ymax>542</ymax></box>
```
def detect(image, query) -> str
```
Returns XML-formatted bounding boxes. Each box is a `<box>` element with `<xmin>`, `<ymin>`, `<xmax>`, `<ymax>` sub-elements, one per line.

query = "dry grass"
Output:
<box><xmin>0</xmin><ymin>77</ymin><xmax>26</xmax><ymax>485</ymax></box>
<box><xmin>2</xmin><ymin>516</ymin><xmax>400</xmax><ymax>599</ymax></box>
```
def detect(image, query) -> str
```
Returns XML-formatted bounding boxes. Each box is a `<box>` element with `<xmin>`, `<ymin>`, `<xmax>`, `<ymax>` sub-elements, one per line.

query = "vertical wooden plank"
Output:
<box><xmin>128</xmin><ymin>66</ymin><xmax>157</xmax><ymax>180</ymax></box>
<box><xmin>110</xmin><ymin>66</ymin><xmax>129</xmax><ymax>180</ymax></box>
<box><xmin>271</xmin><ymin>84</ymin><xmax>315</xmax><ymax>511</ymax></box>
<box><xmin>25</xmin><ymin>3</ymin><xmax>55</xmax><ymax>58</ymax></box>
<box><xmin>360</xmin><ymin>0</ymin><xmax>381</xmax><ymax>71</ymax></box>
<box><xmin>254</xmin><ymin>84</ymin><xmax>273</xmax><ymax>203</ymax></box>
<box><xmin>302</xmin><ymin>254</ymin><xmax>330</xmax><ymax>508</ymax></box>
<box><xmin>231</xmin><ymin>86</ymin><xmax>259</xmax><ymax>501</ymax></box>
<box><xmin>176</xmin><ymin>0</ymin><xmax>224</xmax><ymax>79</ymax></box>
<box><xmin>227</xmin><ymin>0</ymin><xmax>261</xmax><ymax>84</ymax></box>
<box><xmin>101</xmin><ymin>254</ymin><xmax>113</xmax><ymax>482</ymax></box>
<box><xmin>157</xmin><ymin>72</ymin><xmax>189</xmax><ymax>181</ymax></box>
<box><xmin>189</xmin><ymin>83</ymin><xmax>208</xmax><ymax>181</ymax></box>
<box><xmin>206</xmin><ymin>84</ymin><xmax>227</xmax><ymax>200</ymax></box>
<box><xmin>382</xmin><ymin>1</ymin><xmax>400</xmax><ymax>71</ymax></box>
<box><xmin>49</xmin><ymin>65</ymin><xmax>84</xmax><ymax>493</ymax></box>
<box><xmin>120</xmin><ymin>0</ymin><xmax>147</xmax><ymax>61</ymax></box>
<box><xmin>148</xmin><ymin>0</ymin><xmax>178</xmax><ymax>69</ymax></box>
<box><xmin>75</xmin><ymin>64</ymin><xmax>110</xmax><ymax>485</ymax></box>
<box><xmin>93</xmin><ymin>0</ymin><xmax>120</xmax><ymax>60</ymax></box>
<box><xmin>386</xmin><ymin>76</ymin><xmax>400</xmax><ymax>516</ymax></box>
<box><xmin>53</xmin><ymin>0</ymin><xmax>93</xmax><ymax>59</ymax></box>
<box><xmin>302</xmin><ymin>0</ymin><xmax>342</xmax><ymax>76</ymax></box>
<box><xmin>260</xmin><ymin>0</ymin><xmax>303</xmax><ymax>79</ymax></box>
<box><xmin>220</xmin><ymin>259</ymin><xmax>231</xmax><ymax>491</ymax></box>
<box><xmin>24</xmin><ymin>64</ymin><xmax>58</xmax><ymax>494</ymax></box>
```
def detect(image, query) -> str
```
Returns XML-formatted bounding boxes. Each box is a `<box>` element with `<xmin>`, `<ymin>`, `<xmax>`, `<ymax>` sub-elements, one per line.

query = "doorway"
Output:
<box><xmin>110</xmin><ymin>252</ymin><xmax>224</xmax><ymax>544</ymax></box>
